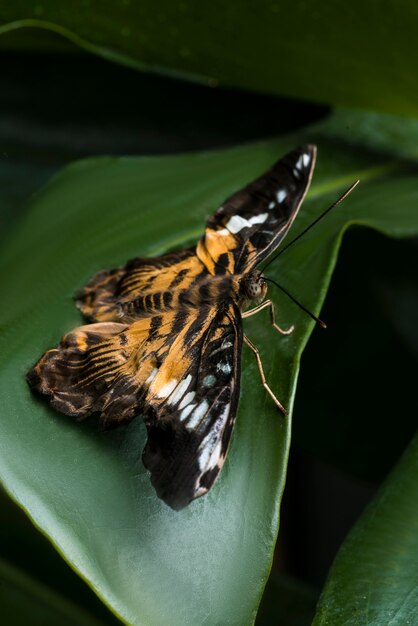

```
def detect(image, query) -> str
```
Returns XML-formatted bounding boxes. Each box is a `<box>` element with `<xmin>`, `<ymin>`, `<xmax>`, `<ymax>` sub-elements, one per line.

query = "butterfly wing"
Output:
<box><xmin>142</xmin><ymin>301</ymin><xmax>242</xmax><ymax>510</ymax></box>
<box><xmin>76</xmin><ymin>248</ymin><xmax>208</xmax><ymax>323</ymax></box>
<box><xmin>197</xmin><ymin>144</ymin><xmax>316</xmax><ymax>274</ymax></box>
<box><xmin>27</xmin><ymin>319</ymin><xmax>154</xmax><ymax>424</ymax></box>
<box><xmin>27</xmin><ymin>301</ymin><xmax>242</xmax><ymax>509</ymax></box>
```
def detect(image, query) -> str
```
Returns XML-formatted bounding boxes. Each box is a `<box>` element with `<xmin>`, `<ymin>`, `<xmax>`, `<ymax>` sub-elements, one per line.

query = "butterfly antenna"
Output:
<box><xmin>262</xmin><ymin>180</ymin><xmax>360</xmax><ymax>272</ymax></box>
<box><xmin>265</xmin><ymin>277</ymin><xmax>327</xmax><ymax>329</ymax></box>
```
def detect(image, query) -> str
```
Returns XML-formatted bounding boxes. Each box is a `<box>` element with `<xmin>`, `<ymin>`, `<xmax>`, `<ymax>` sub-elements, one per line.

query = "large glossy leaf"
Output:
<box><xmin>1</xmin><ymin>109</ymin><xmax>418</xmax><ymax>625</ymax></box>
<box><xmin>0</xmin><ymin>487</ymin><xmax>121</xmax><ymax>625</ymax></box>
<box><xmin>313</xmin><ymin>432</ymin><xmax>418</xmax><ymax>626</ymax></box>
<box><xmin>1</xmin><ymin>3</ymin><xmax>418</xmax><ymax>115</ymax></box>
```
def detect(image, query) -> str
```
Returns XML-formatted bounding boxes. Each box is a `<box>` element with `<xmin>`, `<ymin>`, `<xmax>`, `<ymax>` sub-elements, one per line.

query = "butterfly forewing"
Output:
<box><xmin>197</xmin><ymin>144</ymin><xmax>316</xmax><ymax>274</ymax></box>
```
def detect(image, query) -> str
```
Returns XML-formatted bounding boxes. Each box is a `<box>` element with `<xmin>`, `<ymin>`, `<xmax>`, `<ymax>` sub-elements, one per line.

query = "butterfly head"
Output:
<box><xmin>241</xmin><ymin>270</ymin><xmax>267</xmax><ymax>304</ymax></box>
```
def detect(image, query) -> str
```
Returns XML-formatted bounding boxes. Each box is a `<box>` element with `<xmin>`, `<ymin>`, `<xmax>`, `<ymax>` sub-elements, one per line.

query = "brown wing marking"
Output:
<box><xmin>76</xmin><ymin>248</ymin><xmax>207</xmax><ymax>323</ymax></box>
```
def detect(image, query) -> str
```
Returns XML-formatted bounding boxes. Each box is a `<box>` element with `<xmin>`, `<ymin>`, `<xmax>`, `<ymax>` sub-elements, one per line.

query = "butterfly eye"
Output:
<box><xmin>243</xmin><ymin>273</ymin><xmax>266</xmax><ymax>301</ymax></box>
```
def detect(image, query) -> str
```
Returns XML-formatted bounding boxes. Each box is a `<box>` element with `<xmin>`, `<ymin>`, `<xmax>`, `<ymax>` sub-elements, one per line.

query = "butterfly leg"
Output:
<box><xmin>243</xmin><ymin>335</ymin><xmax>288</xmax><ymax>416</ymax></box>
<box><xmin>242</xmin><ymin>299</ymin><xmax>294</xmax><ymax>336</ymax></box>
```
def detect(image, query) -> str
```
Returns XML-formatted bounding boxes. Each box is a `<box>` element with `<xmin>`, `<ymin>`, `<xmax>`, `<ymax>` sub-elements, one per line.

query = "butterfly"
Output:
<box><xmin>27</xmin><ymin>145</ymin><xmax>317</xmax><ymax>510</ymax></box>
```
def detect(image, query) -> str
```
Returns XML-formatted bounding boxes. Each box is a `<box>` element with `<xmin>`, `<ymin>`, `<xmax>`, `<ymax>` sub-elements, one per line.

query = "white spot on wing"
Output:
<box><xmin>217</xmin><ymin>362</ymin><xmax>232</xmax><ymax>375</ymax></box>
<box><xmin>187</xmin><ymin>400</ymin><xmax>209</xmax><ymax>430</ymax></box>
<box><xmin>168</xmin><ymin>374</ymin><xmax>191</xmax><ymax>405</ymax></box>
<box><xmin>276</xmin><ymin>189</ymin><xmax>287</xmax><ymax>203</ymax></box>
<box><xmin>200</xmin><ymin>440</ymin><xmax>224</xmax><ymax>472</ymax></box>
<box><xmin>156</xmin><ymin>378</ymin><xmax>177</xmax><ymax>398</ymax></box>
<box><xmin>225</xmin><ymin>213</ymin><xmax>268</xmax><ymax>234</ymax></box>
<box><xmin>226</xmin><ymin>215</ymin><xmax>251</xmax><ymax>233</ymax></box>
<box><xmin>249</xmin><ymin>212</ymin><xmax>268</xmax><ymax>225</ymax></box>
<box><xmin>203</xmin><ymin>374</ymin><xmax>216</xmax><ymax>388</ymax></box>
<box><xmin>295</xmin><ymin>155</ymin><xmax>304</xmax><ymax>170</ymax></box>
<box><xmin>198</xmin><ymin>441</ymin><xmax>213</xmax><ymax>471</ymax></box>
<box><xmin>302</xmin><ymin>153</ymin><xmax>310</xmax><ymax>166</ymax></box>
<box><xmin>146</xmin><ymin>368</ymin><xmax>158</xmax><ymax>384</ymax></box>
<box><xmin>180</xmin><ymin>403</ymin><xmax>196</xmax><ymax>421</ymax></box>
<box><xmin>179</xmin><ymin>390</ymin><xmax>196</xmax><ymax>410</ymax></box>
<box><xmin>210</xmin><ymin>339</ymin><xmax>233</xmax><ymax>358</ymax></box>
<box><xmin>208</xmin><ymin>440</ymin><xmax>223</xmax><ymax>469</ymax></box>
<box><xmin>268</xmin><ymin>201</ymin><xmax>276</xmax><ymax>210</ymax></box>
<box><xmin>197</xmin><ymin>403</ymin><xmax>230</xmax><ymax>470</ymax></box>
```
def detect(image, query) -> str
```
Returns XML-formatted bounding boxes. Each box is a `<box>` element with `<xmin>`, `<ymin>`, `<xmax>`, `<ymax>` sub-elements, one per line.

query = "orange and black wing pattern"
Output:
<box><xmin>142</xmin><ymin>301</ymin><xmax>242</xmax><ymax>509</ymax></box>
<box><xmin>76</xmin><ymin>248</ymin><xmax>208</xmax><ymax>323</ymax></box>
<box><xmin>28</xmin><ymin>297</ymin><xmax>242</xmax><ymax>509</ymax></box>
<box><xmin>197</xmin><ymin>144</ymin><xmax>316</xmax><ymax>274</ymax></box>
<box><xmin>27</xmin><ymin>144</ymin><xmax>316</xmax><ymax>509</ymax></box>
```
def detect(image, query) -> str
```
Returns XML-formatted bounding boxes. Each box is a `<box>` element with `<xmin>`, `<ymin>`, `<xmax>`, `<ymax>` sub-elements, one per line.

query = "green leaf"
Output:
<box><xmin>0</xmin><ymin>108</ymin><xmax>418</xmax><ymax>625</ymax></box>
<box><xmin>312</xmin><ymin>432</ymin><xmax>418</xmax><ymax>626</ymax></box>
<box><xmin>1</xmin><ymin>3</ymin><xmax>418</xmax><ymax>115</ymax></box>
<box><xmin>0</xmin><ymin>556</ymin><xmax>109</xmax><ymax>626</ymax></box>
<box><xmin>0</xmin><ymin>487</ymin><xmax>122</xmax><ymax>625</ymax></box>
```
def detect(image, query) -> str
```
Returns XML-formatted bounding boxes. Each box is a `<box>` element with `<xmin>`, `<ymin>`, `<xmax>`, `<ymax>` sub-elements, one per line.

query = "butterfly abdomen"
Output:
<box><xmin>116</xmin><ymin>291</ymin><xmax>175</xmax><ymax>318</ymax></box>
<box><xmin>117</xmin><ymin>276</ymin><xmax>239</xmax><ymax>318</ymax></box>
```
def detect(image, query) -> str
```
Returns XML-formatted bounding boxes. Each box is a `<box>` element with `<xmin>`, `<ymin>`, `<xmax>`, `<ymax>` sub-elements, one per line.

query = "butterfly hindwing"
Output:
<box><xmin>197</xmin><ymin>144</ymin><xmax>316</xmax><ymax>274</ymax></box>
<box><xmin>27</xmin><ymin>319</ymin><xmax>156</xmax><ymax>426</ymax></box>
